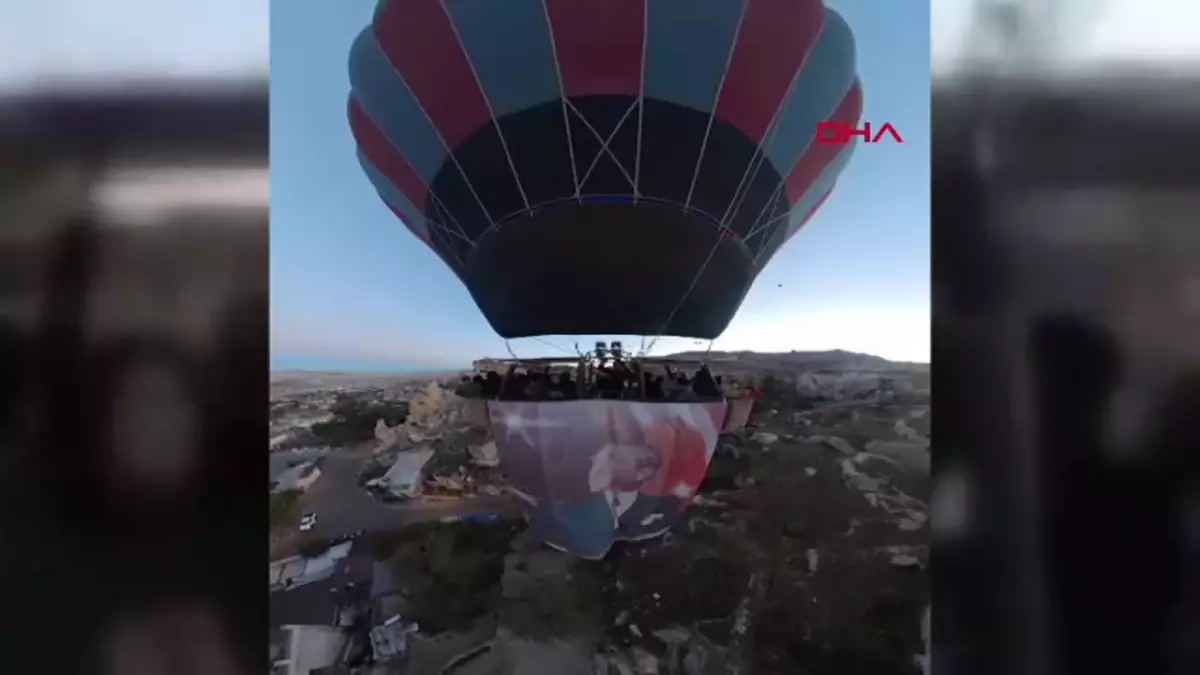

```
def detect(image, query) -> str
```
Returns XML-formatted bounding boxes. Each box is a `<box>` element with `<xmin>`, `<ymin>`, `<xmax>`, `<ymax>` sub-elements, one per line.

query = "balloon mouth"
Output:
<box><xmin>490</xmin><ymin>193</ymin><xmax>725</xmax><ymax>233</ymax></box>
<box><xmin>463</xmin><ymin>200</ymin><xmax>756</xmax><ymax>339</ymax></box>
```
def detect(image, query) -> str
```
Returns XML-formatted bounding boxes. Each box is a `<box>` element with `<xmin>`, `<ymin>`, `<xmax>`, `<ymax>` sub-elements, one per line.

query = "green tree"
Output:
<box><xmin>269</xmin><ymin>489</ymin><xmax>303</xmax><ymax>531</ymax></box>
<box><xmin>357</xmin><ymin>463</ymin><xmax>390</xmax><ymax>487</ymax></box>
<box><xmin>368</xmin><ymin>530</ymin><xmax>406</xmax><ymax>561</ymax></box>
<box><xmin>298</xmin><ymin>536</ymin><xmax>334</xmax><ymax>558</ymax></box>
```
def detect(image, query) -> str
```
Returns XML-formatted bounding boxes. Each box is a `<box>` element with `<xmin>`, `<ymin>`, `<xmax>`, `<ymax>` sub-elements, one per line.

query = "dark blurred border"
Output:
<box><xmin>0</xmin><ymin>82</ymin><xmax>268</xmax><ymax>674</ymax></box>
<box><xmin>933</xmin><ymin>72</ymin><xmax>1200</xmax><ymax>675</ymax></box>
<box><xmin>0</xmin><ymin>83</ymin><xmax>267</xmax><ymax>163</ymax></box>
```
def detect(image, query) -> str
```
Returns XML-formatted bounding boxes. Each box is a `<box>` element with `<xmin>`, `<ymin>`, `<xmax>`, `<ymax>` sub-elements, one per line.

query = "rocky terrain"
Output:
<box><xmin>667</xmin><ymin>349</ymin><xmax>927</xmax><ymax>373</ymax></box>
<box><xmin>270</xmin><ymin>370</ymin><xmax>460</xmax><ymax>397</ymax></box>
<box><xmin>269</xmin><ymin>350</ymin><xmax>931</xmax><ymax>674</ymax></box>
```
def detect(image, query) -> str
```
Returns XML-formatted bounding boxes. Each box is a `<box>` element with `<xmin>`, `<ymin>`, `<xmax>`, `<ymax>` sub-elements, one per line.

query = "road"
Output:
<box><xmin>294</xmin><ymin>446</ymin><xmax>520</xmax><ymax>540</ymax></box>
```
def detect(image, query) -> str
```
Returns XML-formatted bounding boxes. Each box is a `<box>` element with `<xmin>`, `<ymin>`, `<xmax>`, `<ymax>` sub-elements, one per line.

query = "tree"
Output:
<box><xmin>367</xmin><ymin>530</ymin><xmax>406</xmax><ymax>561</ymax></box>
<box><xmin>310</xmin><ymin>397</ymin><xmax>409</xmax><ymax>446</ymax></box>
<box><xmin>298</xmin><ymin>536</ymin><xmax>334</xmax><ymax>558</ymax></box>
<box><xmin>269</xmin><ymin>489</ymin><xmax>303</xmax><ymax>531</ymax></box>
<box><xmin>357</xmin><ymin>462</ymin><xmax>390</xmax><ymax>487</ymax></box>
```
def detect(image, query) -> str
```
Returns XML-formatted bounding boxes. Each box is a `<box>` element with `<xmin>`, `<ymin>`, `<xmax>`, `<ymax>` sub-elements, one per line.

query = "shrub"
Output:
<box><xmin>357</xmin><ymin>463</ymin><xmax>389</xmax><ymax>487</ymax></box>
<box><xmin>269</xmin><ymin>489</ymin><xmax>303</xmax><ymax>530</ymax></box>
<box><xmin>298</xmin><ymin>536</ymin><xmax>333</xmax><ymax>558</ymax></box>
<box><xmin>367</xmin><ymin>530</ymin><xmax>407</xmax><ymax>561</ymax></box>
<box><xmin>310</xmin><ymin>397</ymin><xmax>409</xmax><ymax>446</ymax></box>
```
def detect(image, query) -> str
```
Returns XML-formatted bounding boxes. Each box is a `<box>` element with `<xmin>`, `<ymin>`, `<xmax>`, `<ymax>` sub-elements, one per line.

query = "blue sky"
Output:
<box><xmin>272</xmin><ymin>0</ymin><xmax>930</xmax><ymax>369</ymax></box>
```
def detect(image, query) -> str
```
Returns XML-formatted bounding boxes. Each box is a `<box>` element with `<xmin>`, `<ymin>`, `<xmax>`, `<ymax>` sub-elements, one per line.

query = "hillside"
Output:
<box><xmin>666</xmin><ymin>348</ymin><xmax>929</xmax><ymax>373</ymax></box>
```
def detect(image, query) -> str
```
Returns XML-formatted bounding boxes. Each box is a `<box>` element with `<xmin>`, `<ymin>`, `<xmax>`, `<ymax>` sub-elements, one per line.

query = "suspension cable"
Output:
<box><xmin>531</xmin><ymin>335</ymin><xmax>575</xmax><ymax>357</ymax></box>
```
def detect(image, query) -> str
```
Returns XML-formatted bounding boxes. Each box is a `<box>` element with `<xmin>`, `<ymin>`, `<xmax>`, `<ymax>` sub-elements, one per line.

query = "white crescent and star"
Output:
<box><xmin>490</xmin><ymin>402</ymin><xmax>709</xmax><ymax>508</ymax></box>
<box><xmin>491</xmin><ymin>403</ymin><xmax>568</xmax><ymax>446</ymax></box>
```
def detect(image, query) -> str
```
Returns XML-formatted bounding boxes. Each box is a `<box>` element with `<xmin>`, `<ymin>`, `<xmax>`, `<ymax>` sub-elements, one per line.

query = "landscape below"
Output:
<box><xmin>269</xmin><ymin>350</ymin><xmax>931</xmax><ymax>675</ymax></box>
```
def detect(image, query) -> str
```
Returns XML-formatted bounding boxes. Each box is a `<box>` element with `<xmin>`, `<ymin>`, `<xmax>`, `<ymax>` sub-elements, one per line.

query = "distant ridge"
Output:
<box><xmin>665</xmin><ymin>349</ymin><xmax>928</xmax><ymax>371</ymax></box>
<box><xmin>270</xmin><ymin>355</ymin><xmax>466</xmax><ymax>374</ymax></box>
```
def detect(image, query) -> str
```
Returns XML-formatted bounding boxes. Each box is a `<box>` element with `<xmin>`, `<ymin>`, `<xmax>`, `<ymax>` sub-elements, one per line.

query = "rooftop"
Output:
<box><xmin>269</xmin><ymin>547</ymin><xmax>373</xmax><ymax>629</ymax></box>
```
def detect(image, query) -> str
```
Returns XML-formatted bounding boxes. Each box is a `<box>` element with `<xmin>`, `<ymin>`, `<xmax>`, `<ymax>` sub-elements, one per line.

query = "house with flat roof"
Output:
<box><xmin>269</xmin><ymin>540</ymin><xmax>354</xmax><ymax>590</ymax></box>
<box><xmin>271</xmin><ymin>625</ymin><xmax>346</xmax><ymax>675</ymax></box>
<box><xmin>272</xmin><ymin>459</ymin><xmax>322</xmax><ymax>494</ymax></box>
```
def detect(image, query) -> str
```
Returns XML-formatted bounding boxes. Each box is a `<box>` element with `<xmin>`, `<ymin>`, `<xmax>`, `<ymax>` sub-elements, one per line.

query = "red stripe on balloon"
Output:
<box><xmin>385</xmin><ymin>203</ymin><xmax>433</xmax><ymax>246</ymax></box>
<box><xmin>544</xmin><ymin>0</ymin><xmax>645</xmax><ymax>98</ymax></box>
<box><xmin>348</xmin><ymin>98</ymin><xmax>429</xmax><ymax>212</ymax></box>
<box><xmin>716</xmin><ymin>0</ymin><xmax>824</xmax><ymax>143</ymax></box>
<box><xmin>783</xmin><ymin>79</ymin><xmax>862</xmax><ymax>205</ymax></box>
<box><xmin>373</xmin><ymin>0</ymin><xmax>492</xmax><ymax>149</ymax></box>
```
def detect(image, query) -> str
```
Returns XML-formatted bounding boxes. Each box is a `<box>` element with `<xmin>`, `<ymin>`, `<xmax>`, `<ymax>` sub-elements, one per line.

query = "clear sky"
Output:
<box><xmin>271</xmin><ymin>0</ymin><xmax>932</xmax><ymax>369</ymax></box>
<box><xmin>0</xmin><ymin>0</ymin><xmax>1185</xmax><ymax>370</ymax></box>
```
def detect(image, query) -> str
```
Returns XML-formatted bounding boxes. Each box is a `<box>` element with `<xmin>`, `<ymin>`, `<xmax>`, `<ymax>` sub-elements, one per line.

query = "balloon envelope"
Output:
<box><xmin>488</xmin><ymin>399</ymin><xmax>727</xmax><ymax>558</ymax></box>
<box><xmin>349</xmin><ymin>0</ymin><xmax>861</xmax><ymax>338</ymax></box>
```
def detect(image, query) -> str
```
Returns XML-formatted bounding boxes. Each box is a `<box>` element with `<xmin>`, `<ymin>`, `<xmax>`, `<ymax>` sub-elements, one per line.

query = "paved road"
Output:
<box><xmin>295</xmin><ymin>448</ymin><xmax>519</xmax><ymax>539</ymax></box>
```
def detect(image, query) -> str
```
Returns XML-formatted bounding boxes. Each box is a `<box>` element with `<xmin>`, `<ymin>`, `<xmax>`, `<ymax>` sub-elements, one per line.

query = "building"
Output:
<box><xmin>272</xmin><ymin>459</ymin><xmax>322</xmax><ymax>494</ymax></box>
<box><xmin>271</xmin><ymin>625</ymin><xmax>346</xmax><ymax>675</ymax></box>
<box><xmin>270</xmin><ymin>544</ymin><xmax>376</xmax><ymax>674</ymax></box>
<box><xmin>369</xmin><ymin>449</ymin><xmax>434</xmax><ymax>499</ymax></box>
<box><xmin>369</xmin><ymin>616</ymin><xmax>418</xmax><ymax>663</ymax></box>
<box><xmin>269</xmin><ymin>540</ymin><xmax>355</xmax><ymax>590</ymax></box>
<box><xmin>271</xmin><ymin>542</ymin><xmax>374</xmax><ymax>624</ymax></box>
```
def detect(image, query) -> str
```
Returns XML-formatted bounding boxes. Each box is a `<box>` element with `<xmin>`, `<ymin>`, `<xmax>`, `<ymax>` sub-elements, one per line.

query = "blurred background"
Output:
<box><xmin>0</xmin><ymin>1</ymin><xmax>267</xmax><ymax>673</ymax></box>
<box><xmin>932</xmin><ymin>1</ymin><xmax>1200</xmax><ymax>675</ymax></box>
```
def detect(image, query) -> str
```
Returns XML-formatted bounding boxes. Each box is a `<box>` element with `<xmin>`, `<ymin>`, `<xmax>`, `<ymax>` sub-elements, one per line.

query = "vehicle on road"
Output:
<box><xmin>299</xmin><ymin>512</ymin><xmax>317</xmax><ymax>531</ymax></box>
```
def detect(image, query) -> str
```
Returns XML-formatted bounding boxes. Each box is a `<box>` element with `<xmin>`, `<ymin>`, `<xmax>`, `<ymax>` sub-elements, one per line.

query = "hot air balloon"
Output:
<box><xmin>348</xmin><ymin>0</ymin><xmax>861</xmax><ymax>558</ymax></box>
<box><xmin>348</xmin><ymin>0</ymin><xmax>861</xmax><ymax>339</ymax></box>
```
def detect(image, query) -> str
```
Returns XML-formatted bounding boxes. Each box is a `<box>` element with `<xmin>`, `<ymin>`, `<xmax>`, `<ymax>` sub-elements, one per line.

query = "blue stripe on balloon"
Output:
<box><xmin>644</xmin><ymin>0</ymin><xmax>744</xmax><ymax>113</ymax></box>
<box><xmin>442</xmin><ymin>0</ymin><xmax>560</xmax><ymax>118</ymax></box>
<box><xmin>357</xmin><ymin>149</ymin><xmax>432</xmax><ymax>241</ymax></box>
<box><xmin>760</xmin><ymin>7</ymin><xmax>856</xmax><ymax>175</ymax></box>
<box><xmin>348</xmin><ymin>27</ymin><xmax>448</xmax><ymax>184</ymax></box>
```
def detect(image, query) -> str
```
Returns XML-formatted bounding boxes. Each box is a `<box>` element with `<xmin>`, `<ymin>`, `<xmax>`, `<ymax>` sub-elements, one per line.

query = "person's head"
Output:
<box><xmin>599</xmin><ymin>444</ymin><xmax>661</xmax><ymax>491</ymax></box>
<box><xmin>549</xmin><ymin>373</ymin><xmax>560</xmax><ymax>385</ymax></box>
